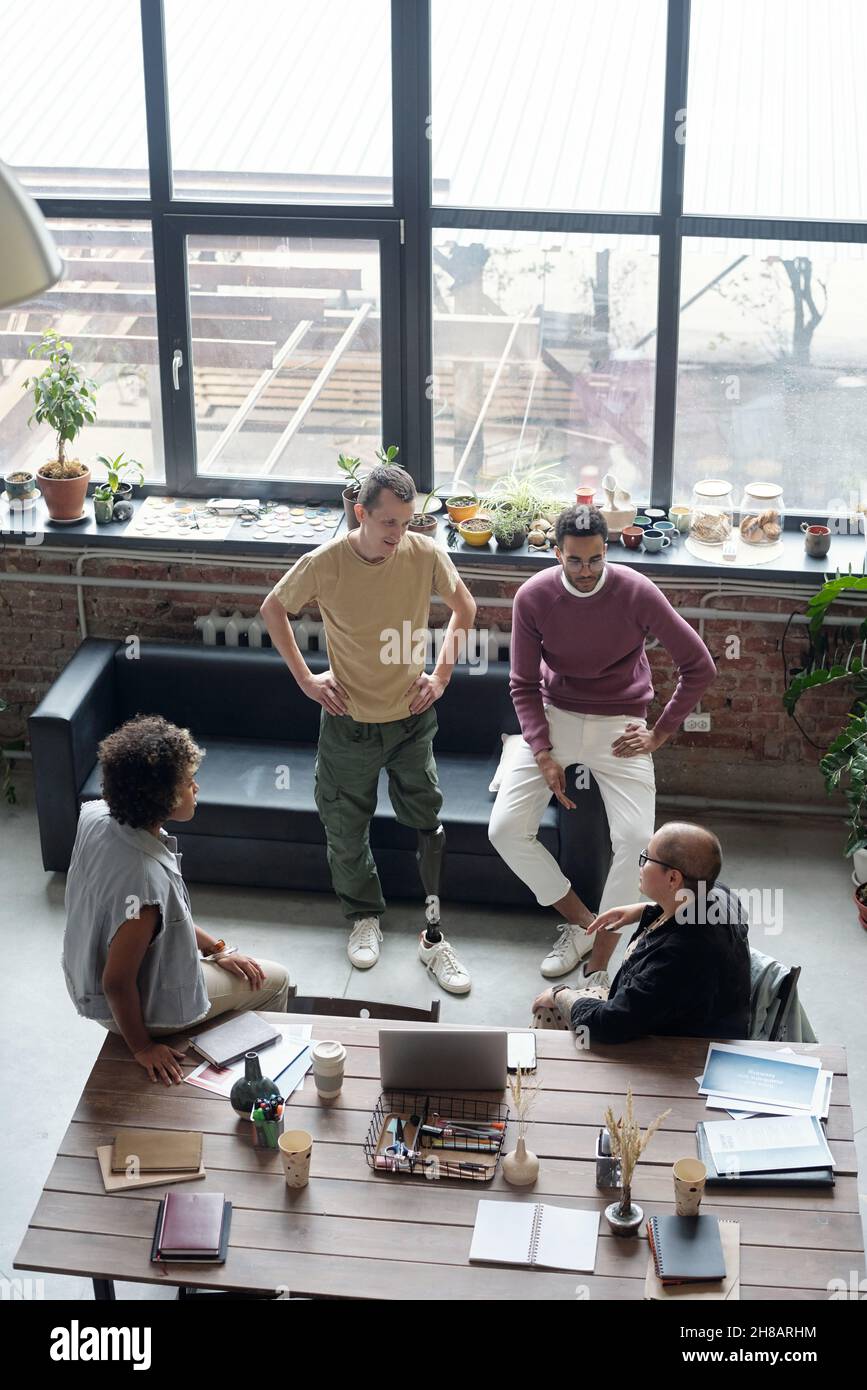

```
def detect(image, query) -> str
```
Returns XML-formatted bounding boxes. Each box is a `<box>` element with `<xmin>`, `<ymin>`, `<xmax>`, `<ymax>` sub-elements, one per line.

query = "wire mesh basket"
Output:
<box><xmin>364</xmin><ymin>1090</ymin><xmax>510</xmax><ymax>1182</ymax></box>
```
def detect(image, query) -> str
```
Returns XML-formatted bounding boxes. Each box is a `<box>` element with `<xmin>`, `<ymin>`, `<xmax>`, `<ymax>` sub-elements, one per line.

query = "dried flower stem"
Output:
<box><xmin>604</xmin><ymin>1086</ymin><xmax>671</xmax><ymax>1216</ymax></box>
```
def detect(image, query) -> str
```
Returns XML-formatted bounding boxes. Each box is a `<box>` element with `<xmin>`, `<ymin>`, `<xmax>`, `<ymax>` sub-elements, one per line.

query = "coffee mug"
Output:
<box><xmin>668</xmin><ymin>505</ymin><xmax>691</xmax><ymax>533</ymax></box>
<box><xmin>311</xmin><ymin>1039</ymin><xmax>347</xmax><ymax>1103</ymax></box>
<box><xmin>644</xmin><ymin>508</ymin><xmax>666</xmax><ymax>522</ymax></box>
<box><xmin>673</xmin><ymin>1157</ymin><xmax>707</xmax><ymax>1215</ymax></box>
<box><xmin>278</xmin><ymin>1129</ymin><xmax>313</xmax><ymax>1189</ymax></box>
<box><xmin>801</xmin><ymin>522</ymin><xmax>831</xmax><ymax>557</ymax></box>
<box><xmin>621</xmin><ymin>526</ymin><xmax>643</xmax><ymax>550</ymax></box>
<box><xmin>643</xmin><ymin>528</ymin><xmax>671</xmax><ymax>553</ymax></box>
<box><xmin>633</xmin><ymin>515</ymin><xmax>652</xmax><ymax>530</ymax></box>
<box><xmin>655</xmin><ymin>520</ymin><xmax>676</xmax><ymax>536</ymax></box>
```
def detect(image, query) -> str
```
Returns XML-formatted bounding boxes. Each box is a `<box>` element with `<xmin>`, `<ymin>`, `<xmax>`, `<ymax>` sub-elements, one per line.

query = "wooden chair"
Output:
<box><xmin>282</xmin><ymin>995</ymin><xmax>440</xmax><ymax>1023</ymax></box>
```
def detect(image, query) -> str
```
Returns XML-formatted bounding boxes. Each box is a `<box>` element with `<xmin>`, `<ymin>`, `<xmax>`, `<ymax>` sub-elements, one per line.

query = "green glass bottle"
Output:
<box><xmin>230</xmin><ymin>1052</ymin><xmax>278</xmax><ymax>1118</ymax></box>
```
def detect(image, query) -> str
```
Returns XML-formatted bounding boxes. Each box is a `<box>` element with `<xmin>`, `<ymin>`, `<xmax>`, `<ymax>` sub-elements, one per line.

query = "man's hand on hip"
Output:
<box><xmin>611</xmin><ymin>722</ymin><xmax>667</xmax><ymax>757</ymax></box>
<box><xmin>302</xmin><ymin>669</ymin><xmax>349</xmax><ymax>716</ymax></box>
<box><xmin>405</xmin><ymin>672</ymin><xmax>446</xmax><ymax>714</ymax></box>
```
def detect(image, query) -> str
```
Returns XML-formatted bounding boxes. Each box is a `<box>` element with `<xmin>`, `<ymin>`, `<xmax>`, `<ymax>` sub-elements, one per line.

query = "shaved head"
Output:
<box><xmin>651</xmin><ymin>822</ymin><xmax>722</xmax><ymax>892</ymax></box>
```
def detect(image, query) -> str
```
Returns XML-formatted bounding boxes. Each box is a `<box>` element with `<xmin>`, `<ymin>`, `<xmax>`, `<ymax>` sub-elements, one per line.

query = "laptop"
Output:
<box><xmin>379</xmin><ymin>1029</ymin><xmax>508</xmax><ymax>1090</ymax></box>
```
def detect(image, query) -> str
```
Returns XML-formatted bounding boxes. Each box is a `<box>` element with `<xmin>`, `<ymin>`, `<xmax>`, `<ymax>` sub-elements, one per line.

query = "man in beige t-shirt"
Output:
<box><xmin>261</xmin><ymin>463</ymin><xmax>477</xmax><ymax>994</ymax></box>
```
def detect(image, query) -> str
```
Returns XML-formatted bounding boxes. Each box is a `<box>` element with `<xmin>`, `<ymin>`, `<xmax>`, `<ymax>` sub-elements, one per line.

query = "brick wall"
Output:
<box><xmin>0</xmin><ymin>546</ymin><xmax>856</xmax><ymax>804</ymax></box>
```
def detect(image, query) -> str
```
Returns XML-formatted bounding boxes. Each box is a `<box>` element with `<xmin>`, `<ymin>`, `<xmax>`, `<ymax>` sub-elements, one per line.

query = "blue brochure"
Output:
<box><xmin>699</xmin><ymin>1044</ymin><xmax>820</xmax><ymax>1111</ymax></box>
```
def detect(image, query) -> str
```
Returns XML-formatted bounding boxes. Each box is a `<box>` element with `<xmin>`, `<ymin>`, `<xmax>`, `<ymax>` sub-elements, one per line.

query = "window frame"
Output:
<box><xmin>22</xmin><ymin>0</ymin><xmax>867</xmax><ymax>513</ymax></box>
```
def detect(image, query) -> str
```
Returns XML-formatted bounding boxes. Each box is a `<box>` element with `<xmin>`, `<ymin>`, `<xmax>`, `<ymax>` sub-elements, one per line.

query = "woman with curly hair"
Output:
<box><xmin>62</xmin><ymin>714</ymin><xmax>292</xmax><ymax>1085</ymax></box>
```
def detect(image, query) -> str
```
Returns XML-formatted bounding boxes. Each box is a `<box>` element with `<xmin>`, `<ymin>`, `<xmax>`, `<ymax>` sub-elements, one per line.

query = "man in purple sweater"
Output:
<box><xmin>489</xmin><ymin>505</ymin><xmax>716</xmax><ymax>980</ymax></box>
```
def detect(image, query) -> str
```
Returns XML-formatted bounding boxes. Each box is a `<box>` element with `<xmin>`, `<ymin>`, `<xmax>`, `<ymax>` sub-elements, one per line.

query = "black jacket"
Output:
<box><xmin>570</xmin><ymin>884</ymin><xmax>751</xmax><ymax>1044</ymax></box>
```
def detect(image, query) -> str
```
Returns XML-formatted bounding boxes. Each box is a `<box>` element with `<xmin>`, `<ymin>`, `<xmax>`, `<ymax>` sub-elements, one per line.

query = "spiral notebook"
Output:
<box><xmin>468</xmin><ymin>1199</ymin><xmax>598</xmax><ymax>1272</ymax></box>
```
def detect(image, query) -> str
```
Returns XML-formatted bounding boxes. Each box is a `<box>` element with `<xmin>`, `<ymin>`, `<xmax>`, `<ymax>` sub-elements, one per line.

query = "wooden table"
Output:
<box><xmin>14</xmin><ymin>1017</ymin><xmax>866</xmax><ymax>1300</ymax></box>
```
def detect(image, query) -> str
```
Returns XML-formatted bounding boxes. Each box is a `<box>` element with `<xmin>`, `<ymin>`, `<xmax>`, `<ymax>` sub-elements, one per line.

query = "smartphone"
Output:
<box><xmin>507</xmin><ymin>1031</ymin><xmax>537</xmax><ymax>1073</ymax></box>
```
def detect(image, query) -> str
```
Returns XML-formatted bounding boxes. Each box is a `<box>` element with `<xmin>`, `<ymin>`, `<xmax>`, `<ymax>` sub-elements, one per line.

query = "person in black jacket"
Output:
<box><xmin>531</xmin><ymin>822</ymin><xmax>751</xmax><ymax>1043</ymax></box>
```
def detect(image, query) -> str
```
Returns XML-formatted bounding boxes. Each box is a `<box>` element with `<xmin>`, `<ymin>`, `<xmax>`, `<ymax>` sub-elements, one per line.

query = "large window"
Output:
<box><xmin>4</xmin><ymin>0</ymin><xmax>866</xmax><ymax>510</ymax></box>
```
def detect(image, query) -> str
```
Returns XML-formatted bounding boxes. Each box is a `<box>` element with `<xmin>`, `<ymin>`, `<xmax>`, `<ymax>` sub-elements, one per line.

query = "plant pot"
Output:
<box><xmin>408</xmin><ymin>513</ymin><xmax>438</xmax><ymax>535</ymax></box>
<box><xmin>502</xmin><ymin>1136</ymin><xmax>539</xmax><ymax>1186</ymax></box>
<box><xmin>37</xmin><ymin>464</ymin><xmax>91</xmax><ymax>521</ymax></box>
<box><xmin>343</xmin><ymin>486</ymin><xmax>361</xmax><ymax>530</ymax></box>
<box><xmin>854</xmin><ymin>885</ymin><xmax>867</xmax><ymax>931</ymax></box>
<box><xmin>114</xmin><ymin>481</ymin><xmax>133</xmax><ymax>503</ymax></box>
<box><xmin>495</xmin><ymin>528</ymin><xmax>527</xmax><ymax>552</ymax></box>
<box><xmin>852</xmin><ymin>849</ymin><xmax>867</xmax><ymax>887</ymax></box>
<box><xmin>94</xmin><ymin>496</ymin><xmax>115</xmax><ymax>525</ymax></box>
<box><xmin>4</xmin><ymin>470</ymin><xmax>36</xmax><ymax>500</ymax></box>
<box><xmin>604</xmin><ymin>1198</ymin><xmax>644</xmax><ymax>1236</ymax></box>
<box><xmin>458</xmin><ymin>514</ymin><xmax>493</xmax><ymax>547</ymax></box>
<box><xmin>445</xmin><ymin>496</ymin><xmax>479</xmax><ymax>524</ymax></box>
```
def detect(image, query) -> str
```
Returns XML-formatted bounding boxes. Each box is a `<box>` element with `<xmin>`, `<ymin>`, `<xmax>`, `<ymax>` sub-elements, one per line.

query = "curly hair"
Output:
<box><xmin>98</xmin><ymin>715</ymin><xmax>204</xmax><ymax>829</ymax></box>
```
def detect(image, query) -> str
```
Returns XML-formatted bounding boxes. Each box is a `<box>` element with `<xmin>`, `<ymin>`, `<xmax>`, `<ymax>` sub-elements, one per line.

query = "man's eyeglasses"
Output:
<box><xmin>568</xmin><ymin>556</ymin><xmax>605</xmax><ymax>574</ymax></box>
<box><xmin>638</xmin><ymin>849</ymin><xmax>684</xmax><ymax>875</ymax></box>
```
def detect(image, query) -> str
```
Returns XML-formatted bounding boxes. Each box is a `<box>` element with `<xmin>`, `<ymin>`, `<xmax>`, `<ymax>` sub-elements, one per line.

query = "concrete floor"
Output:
<box><xmin>1</xmin><ymin>770</ymin><xmax>865</xmax><ymax>1299</ymax></box>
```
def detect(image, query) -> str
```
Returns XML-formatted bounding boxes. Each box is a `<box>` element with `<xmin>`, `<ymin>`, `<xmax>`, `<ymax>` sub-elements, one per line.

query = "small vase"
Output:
<box><xmin>94</xmin><ymin>497</ymin><xmax>115</xmax><ymax>525</ymax></box>
<box><xmin>604</xmin><ymin>1196</ymin><xmax>644</xmax><ymax>1236</ymax></box>
<box><xmin>229</xmin><ymin>1052</ymin><xmax>279</xmax><ymax>1119</ymax></box>
<box><xmin>502</xmin><ymin>1135</ymin><xmax>539</xmax><ymax>1186</ymax></box>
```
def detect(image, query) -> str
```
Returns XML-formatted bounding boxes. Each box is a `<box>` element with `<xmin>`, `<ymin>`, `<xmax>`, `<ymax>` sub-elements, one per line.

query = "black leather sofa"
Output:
<box><xmin>29</xmin><ymin>639</ymin><xmax>612</xmax><ymax>909</ymax></box>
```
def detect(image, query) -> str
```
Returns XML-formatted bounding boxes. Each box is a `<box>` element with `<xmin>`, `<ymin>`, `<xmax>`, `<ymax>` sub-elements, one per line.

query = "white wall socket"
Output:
<box><xmin>683</xmin><ymin>713</ymin><xmax>712</xmax><ymax>732</ymax></box>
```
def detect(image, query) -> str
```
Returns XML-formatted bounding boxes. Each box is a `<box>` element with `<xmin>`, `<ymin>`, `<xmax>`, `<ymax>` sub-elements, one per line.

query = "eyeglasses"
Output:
<box><xmin>568</xmin><ymin>556</ymin><xmax>605</xmax><ymax>574</ymax></box>
<box><xmin>638</xmin><ymin>849</ymin><xmax>684</xmax><ymax>875</ymax></box>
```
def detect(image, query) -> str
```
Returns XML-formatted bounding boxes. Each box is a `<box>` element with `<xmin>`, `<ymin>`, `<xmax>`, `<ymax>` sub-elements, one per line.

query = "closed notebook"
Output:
<box><xmin>469</xmin><ymin>1199</ymin><xmax>598</xmax><ymax>1273</ymax></box>
<box><xmin>647</xmin><ymin>1214</ymin><xmax>726</xmax><ymax>1284</ymax></box>
<box><xmin>190</xmin><ymin>1013</ymin><xmax>280</xmax><ymax>1067</ymax></box>
<box><xmin>98</xmin><ymin>1146</ymin><xmax>205</xmax><ymax>1193</ymax></box>
<box><xmin>153</xmin><ymin>1191</ymin><xmax>229</xmax><ymax>1260</ymax></box>
<box><xmin>646</xmin><ymin>1221</ymin><xmax>740</xmax><ymax>1301</ymax></box>
<box><xmin>696</xmin><ymin>1122</ymin><xmax>834</xmax><ymax>1188</ymax></box>
<box><xmin>110</xmin><ymin>1128</ymin><xmax>203</xmax><ymax>1174</ymax></box>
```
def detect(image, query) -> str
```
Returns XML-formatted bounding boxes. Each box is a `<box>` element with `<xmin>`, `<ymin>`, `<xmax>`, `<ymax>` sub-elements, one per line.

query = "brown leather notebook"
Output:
<box><xmin>111</xmin><ymin>1128</ymin><xmax>203</xmax><ymax>1174</ymax></box>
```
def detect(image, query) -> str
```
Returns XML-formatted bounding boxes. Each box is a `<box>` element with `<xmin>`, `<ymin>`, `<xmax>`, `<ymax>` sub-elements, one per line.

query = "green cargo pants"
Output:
<box><xmin>314</xmin><ymin>706</ymin><xmax>443</xmax><ymax>919</ymax></box>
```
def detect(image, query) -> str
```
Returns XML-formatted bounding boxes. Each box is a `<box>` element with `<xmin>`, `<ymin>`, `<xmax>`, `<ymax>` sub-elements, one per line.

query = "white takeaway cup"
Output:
<box><xmin>311</xmin><ymin>1039</ymin><xmax>347</xmax><ymax>1103</ymax></box>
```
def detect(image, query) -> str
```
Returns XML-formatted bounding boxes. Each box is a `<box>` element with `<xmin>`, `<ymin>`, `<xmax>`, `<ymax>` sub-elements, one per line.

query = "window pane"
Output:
<box><xmin>165</xmin><ymin>1</ymin><xmax>392</xmax><ymax>203</ymax></box>
<box><xmin>0</xmin><ymin>222</ymin><xmax>165</xmax><ymax>480</ymax></box>
<box><xmin>684</xmin><ymin>0</ymin><xmax>867</xmax><ymax>220</ymax></box>
<box><xmin>432</xmin><ymin>230</ymin><xmax>658</xmax><ymax>499</ymax></box>
<box><xmin>432</xmin><ymin>0</ymin><xmax>666</xmax><ymax>212</ymax></box>
<box><xmin>0</xmin><ymin>0</ymin><xmax>149</xmax><ymax>198</ymax></box>
<box><xmin>187</xmin><ymin>234</ymin><xmax>382</xmax><ymax>481</ymax></box>
<box><xmin>673</xmin><ymin>239</ymin><xmax>867</xmax><ymax>512</ymax></box>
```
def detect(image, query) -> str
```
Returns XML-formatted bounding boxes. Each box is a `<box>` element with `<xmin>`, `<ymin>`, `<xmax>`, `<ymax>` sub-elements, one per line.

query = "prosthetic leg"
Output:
<box><xmin>416</xmin><ymin>826</ymin><xmax>446</xmax><ymax>944</ymax></box>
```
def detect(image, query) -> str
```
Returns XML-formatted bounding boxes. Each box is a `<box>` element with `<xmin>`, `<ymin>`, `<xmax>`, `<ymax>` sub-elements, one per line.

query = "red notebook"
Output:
<box><xmin>157</xmin><ymin>1191</ymin><xmax>227</xmax><ymax>1258</ymax></box>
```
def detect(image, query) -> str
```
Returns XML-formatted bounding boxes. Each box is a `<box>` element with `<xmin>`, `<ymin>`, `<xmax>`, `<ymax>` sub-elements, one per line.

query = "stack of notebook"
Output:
<box><xmin>645</xmin><ymin>1214</ymin><xmax>740</xmax><ymax>1300</ymax></box>
<box><xmin>151</xmin><ymin>1191</ymin><xmax>232</xmax><ymax>1264</ymax></box>
<box><xmin>97</xmin><ymin>1129</ymin><xmax>205</xmax><ymax>1193</ymax></box>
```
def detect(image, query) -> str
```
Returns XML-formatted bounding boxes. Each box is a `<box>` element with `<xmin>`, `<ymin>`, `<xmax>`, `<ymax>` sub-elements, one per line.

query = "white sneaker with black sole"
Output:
<box><xmin>540</xmin><ymin>922</ymin><xmax>595</xmax><ymax>978</ymax></box>
<box><xmin>347</xmin><ymin>916</ymin><xmax>382</xmax><ymax>969</ymax></box>
<box><xmin>418</xmin><ymin>933</ymin><xmax>471</xmax><ymax>994</ymax></box>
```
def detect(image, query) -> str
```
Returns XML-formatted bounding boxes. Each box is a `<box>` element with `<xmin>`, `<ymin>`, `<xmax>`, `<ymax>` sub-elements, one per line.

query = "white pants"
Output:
<box><xmin>489</xmin><ymin>706</ymin><xmax>656</xmax><ymax>911</ymax></box>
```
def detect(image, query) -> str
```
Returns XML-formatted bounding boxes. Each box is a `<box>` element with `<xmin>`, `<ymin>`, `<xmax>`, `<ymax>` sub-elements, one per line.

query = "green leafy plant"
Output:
<box><xmin>485</xmin><ymin>461</ymin><xmax>567</xmax><ymax>525</ymax></box>
<box><xmin>489</xmin><ymin>503</ymin><xmax>528</xmax><ymax>544</ymax></box>
<box><xmin>784</xmin><ymin>572</ymin><xmax>867</xmax><ymax>863</ymax></box>
<box><xmin>96</xmin><ymin>451</ymin><xmax>144</xmax><ymax>497</ymax></box>
<box><xmin>375</xmin><ymin>444</ymin><xmax>400</xmax><ymax>467</ymax></box>
<box><xmin>337</xmin><ymin>453</ymin><xmax>364</xmax><ymax>493</ymax></box>
<box><xmin>23</xmin><ymin>330</ymin><xmax>97</xmax><ymax>475</ymax></box>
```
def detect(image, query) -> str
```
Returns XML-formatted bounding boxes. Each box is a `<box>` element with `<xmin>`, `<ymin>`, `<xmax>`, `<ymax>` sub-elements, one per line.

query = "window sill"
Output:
<box><xmin>2</xmin><ymin>501</ymin><xmax>863</xmax><ymax>586</ymax></box>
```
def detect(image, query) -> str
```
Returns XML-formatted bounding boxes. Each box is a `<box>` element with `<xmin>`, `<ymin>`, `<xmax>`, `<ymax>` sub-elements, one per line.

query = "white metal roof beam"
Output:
<box><xmin>199</xmin><ymin>318</ymin><xmax>313</xmax><ymax>472</ymax></box>
<box><xmin>450</xmin><ymin>313</ymin><xmax>528</xmax><ymax>492</ymax></box>
<box><xmin>263</xmin><ymin>302</ymin><xmax>372</xmax><ymax>474</ymax></box>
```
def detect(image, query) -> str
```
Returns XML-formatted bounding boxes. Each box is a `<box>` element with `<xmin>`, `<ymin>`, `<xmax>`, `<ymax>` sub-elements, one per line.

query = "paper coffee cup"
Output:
<box><xmin>278</xmin><ymin>1129</ymin><xmax>313</xmax><ymax>1188</ymax></box>
<box><xmin>673</xmin><ymin>1156</ymin><xmax>707</xmax><ymax>1215</ymax></box>
<box><xmin>312</xmin><ymin>1039</ymin><xmax>347</xmax><ymax>1103</ymax></box>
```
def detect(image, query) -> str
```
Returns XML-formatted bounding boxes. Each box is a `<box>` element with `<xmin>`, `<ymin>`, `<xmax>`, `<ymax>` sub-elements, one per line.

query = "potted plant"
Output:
<box><xmin>96</xmin><ymin>451</ymin><xmax>144</xmax><ymax>505</ymax></box>
<box><xmin>23</xmin><ymin>330</ymin><xmax>97</xmax><ymax>522</ymax></box>
<box><xmin>408</xmin><ymin>489</ymin><xmax>439</xmax><ymax>535</ymax></box>
<box><xmin>457</xmin><ymin>513</ymin><xmax>494</xmax><ymax>547</ymax></box>
<box><xmin>783</xmin><ymin>572</ymin><xmax>867</xmax><ymax>926</ymax></box>
<box><xmin>602</xmin><ymin>1088</ymin><xmax>670</xmax><ymax>1235</ymax></box>
<box><xmin>445</xmin><ymin>488</ymin><xmax>479</xmax><ymax>525</ymax></box>
<box><xmin>490</xmin><ymin>501</ymin><xmax>530</xmax><ymax>552</ymax></box>
<box><xmin>93</xmin><ymin>484</ymin><xmax>116</xmax><ymax>526</ymax></box>
<box><xmin>337</xmin><ymin>452</ymin><xmax>365</xmax><ymax>530</ymax></box>
<box><xmin>3</xmin><ymin>468</ymin><xmax>38</xmax><ymax>502</ymax></box>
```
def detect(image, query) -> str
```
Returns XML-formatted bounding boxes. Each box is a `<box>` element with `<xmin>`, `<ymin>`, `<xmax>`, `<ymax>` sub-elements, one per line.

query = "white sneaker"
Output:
<box><xmin>418</xmin><ymin>933</ymin><xmax>471</xmax><ymax>995</ymax></box>
<box><xmin>579</xmin><ymin>966</ymin><xmax>611</xmax><ymax>990</ymax></box>
<box><xmin>348</xmin><ymin>916</ymin><xmax>382</xmax><ymax>969</ymax></box>
<box><xmin>540</xmin><ymin>923</ymin><xmax>594</xmax><ymax>978</ymax></box>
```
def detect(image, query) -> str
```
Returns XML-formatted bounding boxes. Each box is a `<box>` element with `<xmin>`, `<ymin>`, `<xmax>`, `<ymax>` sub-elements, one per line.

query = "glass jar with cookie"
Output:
<box><xmin>689</xmin><ymin>479</ymin><xmax>734</xmax><ymax>546</ymax></box>
<box><xmin>738</xmin><ymin>482</ymin><xmax>785</xmax><ymax>546</ymax></box>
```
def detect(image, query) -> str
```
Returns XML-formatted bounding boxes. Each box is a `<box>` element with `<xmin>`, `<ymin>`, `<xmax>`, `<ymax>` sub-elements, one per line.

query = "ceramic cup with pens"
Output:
<box><xmin>642</xmin><ymin>528</ymin><xmax>671</xmax><ymax>553</ymax></box>
<box><xmin>278</xmin><ymin>1129</ymin><xmax>313</xmax><ymax>1188</ymax></box>
<box><xmin>673</xmin><ymin>1156</ymin><xmax>707</xmax><ymax>1215</ymax></box>
<box><xmin>801</xmin><ymin>522</ymin><xmax>831</xmax><ymax>558</ymax></box>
